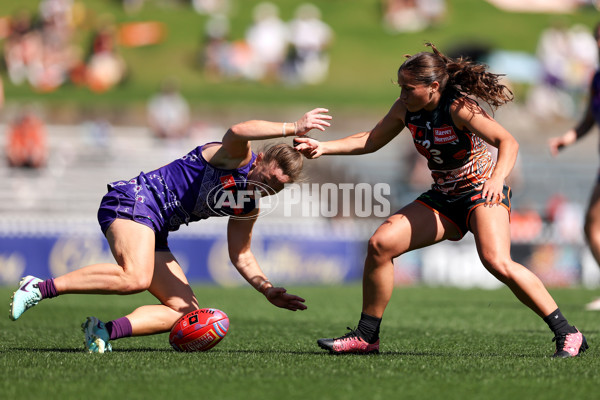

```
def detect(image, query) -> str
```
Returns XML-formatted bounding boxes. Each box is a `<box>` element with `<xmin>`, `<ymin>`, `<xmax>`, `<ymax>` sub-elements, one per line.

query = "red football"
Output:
<box><xmin>169</xmin><ymin>308</ymin><xmax>229</xmax><ymax>352</ymax></box>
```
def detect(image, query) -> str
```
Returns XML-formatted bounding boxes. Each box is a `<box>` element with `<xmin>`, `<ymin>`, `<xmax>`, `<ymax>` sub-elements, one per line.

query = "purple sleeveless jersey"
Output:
<box><xmin>98</xmin><ymin>142</ymin><xmax>257</xmax><ymax>248</ymax></box>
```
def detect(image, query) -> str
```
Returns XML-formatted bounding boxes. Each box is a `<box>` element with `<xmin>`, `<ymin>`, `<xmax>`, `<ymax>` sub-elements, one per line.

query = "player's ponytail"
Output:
<box><xmin>398</xmin><ymin>42</ymin><xmax>513</xmax><ymax>110</ymax></box>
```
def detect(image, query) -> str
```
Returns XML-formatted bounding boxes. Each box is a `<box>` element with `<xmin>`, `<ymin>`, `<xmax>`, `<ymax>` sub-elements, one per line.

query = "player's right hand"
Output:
<box><xmin>548</xmin><ymin>137</ymin><xmax>565</xmax><ymax>157</ymax></box>
<box><xmin>548</xmin><ymin>130</ymin><xmax>577</xmax><ymax>157</ymax></box>
<box><xmin>264</xmin><ymin>287</ymin><xmax>307</xmax><ymax>311</ymax></box>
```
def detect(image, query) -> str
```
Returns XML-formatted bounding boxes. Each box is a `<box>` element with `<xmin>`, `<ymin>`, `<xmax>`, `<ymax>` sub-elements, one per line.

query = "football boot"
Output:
<box><xmin>552</xmin><ymin>328</ymin><xmax>588</xmax><ymax>358</ymax></box>
<box><xmin>9</xmin><ymin>276</ymin><xmax>43</xmax><ymax>321</ymax></box>
<box><xmin>317</xmin><ymin>327</ymin><xmax>379</xmax><ymax>354</ymax></box>
<box><xmin>82</xmin><ymin>316</ymin><xmax>112</xmax><ymax>353</ymax></box>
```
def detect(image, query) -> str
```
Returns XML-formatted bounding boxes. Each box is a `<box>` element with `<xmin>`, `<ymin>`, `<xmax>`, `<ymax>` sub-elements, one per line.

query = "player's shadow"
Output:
<box><xmin>5</xmin><ymin>347</ymin><xmax>86</xmax><ymax>353</ymax></box>
<box><xmin>207</xmin><ymin>349</ymin><xmax>543</xmax><ymax>358</ymax></box>
<box><xmin>2</xmin><ymin>348</ymin><xmax>587</xmax><ymax>358</ymax></box>
<box><xmin>3</xmin><ymin>347</ymin><xmax>174</xmax><ymax>353</ymax></box>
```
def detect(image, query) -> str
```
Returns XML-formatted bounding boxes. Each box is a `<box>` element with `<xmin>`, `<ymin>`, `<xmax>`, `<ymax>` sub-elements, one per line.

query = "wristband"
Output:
<box><xmin>258</xmin><ymin>279</ymin><xmax>271</xmax><ymax>292</ymax></box>
<box><xmin>282</xmin><ymin>123</ymin><xmax>287</xmax><ymax>137</ymax></box>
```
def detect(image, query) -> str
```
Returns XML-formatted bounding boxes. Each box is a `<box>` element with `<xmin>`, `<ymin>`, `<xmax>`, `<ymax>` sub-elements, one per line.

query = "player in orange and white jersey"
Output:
<box><xmin>297</xmin><ymin>43</ymin><xmax>587</xmax><ymax>358</ymax></box>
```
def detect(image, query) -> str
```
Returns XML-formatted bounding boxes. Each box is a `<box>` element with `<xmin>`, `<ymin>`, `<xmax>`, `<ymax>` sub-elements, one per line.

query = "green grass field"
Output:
<box><xmin>1</xmin><ymin>285</ymin><xmax>598</xmax><ymax>400</ymax></box>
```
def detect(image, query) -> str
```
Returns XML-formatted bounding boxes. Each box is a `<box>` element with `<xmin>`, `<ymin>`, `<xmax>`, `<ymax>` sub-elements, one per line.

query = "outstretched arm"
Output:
<box><xmin>295</xmin><ymin>99</ymin><xmax>405</xmax><ymax>159</ymax></box>
<box><xmin>226</xmin><ymin>209</ymin><xmax>307</xmax><ymax>311</ymax></box>
<box><xmin>548</xmin><ymin>85</ymin><xmax>596</xmax><ymax>156</ymax></box>
<box><xmin>221</xmin><ymin>108</ymin><xmax>331</xmax><ymax>158</ymax></box>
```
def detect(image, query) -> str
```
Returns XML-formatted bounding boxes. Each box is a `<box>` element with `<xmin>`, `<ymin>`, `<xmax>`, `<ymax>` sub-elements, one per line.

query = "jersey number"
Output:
<box><xmin>422</xmin><ymin>140</ymin><xmax>443</xmax><ymax>164</ymax></box>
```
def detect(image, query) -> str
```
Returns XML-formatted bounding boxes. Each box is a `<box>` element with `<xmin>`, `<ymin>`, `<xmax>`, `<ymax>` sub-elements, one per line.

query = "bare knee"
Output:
<box><xmin>368</xmin><ymin>233</ymin><xmax>398</xmax><ymax>261</ymax></box>
<box><xmin>480</xmin><ymin>252</ymin><xmax>515</xmax><ymax>283</ymax></box>
<box><xmin>119</xmin><ymin>269</ymin><xmax>153</xmax><ymax>294</ymax></box>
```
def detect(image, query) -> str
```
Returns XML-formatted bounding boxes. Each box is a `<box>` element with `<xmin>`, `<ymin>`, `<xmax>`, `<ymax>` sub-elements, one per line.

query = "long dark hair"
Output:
<box><xmin>398</xmin><ymin>42</ymin><xmax>513</xmax><ymax>109</ymax></box>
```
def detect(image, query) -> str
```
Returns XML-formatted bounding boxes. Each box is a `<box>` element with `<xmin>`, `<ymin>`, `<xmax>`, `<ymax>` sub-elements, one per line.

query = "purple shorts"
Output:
<box><xmin>97</xmin><ymin>188</ymin><xmax>171</xmax><ymax>251</ymax></box>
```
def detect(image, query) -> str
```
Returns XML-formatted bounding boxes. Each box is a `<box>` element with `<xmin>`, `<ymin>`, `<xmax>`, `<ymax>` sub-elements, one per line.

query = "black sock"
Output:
<box><xmin>543</xmin><ymin>308</ymin><xmax>578</xmax><ymax>335</ymax></box>
<box><xmin>357</xmin><ymin>312</ymin><xmax>381</xmax><ymax>344</ymax></box>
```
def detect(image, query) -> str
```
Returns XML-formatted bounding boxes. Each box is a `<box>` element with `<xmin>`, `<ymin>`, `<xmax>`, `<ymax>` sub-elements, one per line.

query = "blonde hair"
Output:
<box><xmin>261</xmin><ymin>143</ymin><xmax>304</xmax><ymax>182</ymax></box>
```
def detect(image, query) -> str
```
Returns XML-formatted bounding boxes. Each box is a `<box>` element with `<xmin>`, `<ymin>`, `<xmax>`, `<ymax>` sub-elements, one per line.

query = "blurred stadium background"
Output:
<box><xmin>1</xmin><ymin>0</ymin><xmax>600</xmax><ymax>290</ymax></box>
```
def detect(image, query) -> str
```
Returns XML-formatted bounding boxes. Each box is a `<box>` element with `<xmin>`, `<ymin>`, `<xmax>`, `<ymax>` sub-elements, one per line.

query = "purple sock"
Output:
<box><xmin>105</xmin><ymin>317</ymin><xmax>133</xmax><ymax>340</ymax></box>
<box><xmin>37</xmin><ymin>279</ymin><xmax>58</xmax><ymax>299</ymax></box>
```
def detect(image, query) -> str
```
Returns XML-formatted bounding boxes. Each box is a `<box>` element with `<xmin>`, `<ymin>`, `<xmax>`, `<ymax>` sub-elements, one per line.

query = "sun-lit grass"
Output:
<box><xmin>1</xmin><ymin>285</ymin><xmax>598</xmax><ymax>400</ymax></box>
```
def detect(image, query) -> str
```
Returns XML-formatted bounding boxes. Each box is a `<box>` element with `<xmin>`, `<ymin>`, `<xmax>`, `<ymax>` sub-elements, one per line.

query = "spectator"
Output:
<box><xmin>3</xmin><ymin>9</ymin><xmax>42</xmax><ymax>86</ymax></box>
<box><xmin>85</xmin><ymin>16</ymin><xmax>127</xmax><ymax>93</ymax></box>
<box><xmin>199</xmin><ymin>14</ymin><xmax>233</xmax><ymax>81</ymax></box>
<box><xmin>5</xmin><ymin>109</ymin><xmax>48</xmax><ymax>169</ymax></box>
<box><xmin>287</xmin><ymin>3</ymin><xmax>333</xmax><ymax>85</ymax></box>
<box><xmin>192</xmin><ymin>0</ymin><xmax>230</xmax><ymax>15</ymax></box>
<box><xmin>245</xmin><ymin>2</ymin><xmax>289</xmax><ymax>82</ymax></box>
<box><xmin>382</xmin><ymin>0</ymin><xmax>446</xmax><ymax>33</ymax></box>
<box><xmin>528</xmin><ymin>22</ymin><xmax>598</xmax><ymax>120</ymax></box>
<box><xmin>147</xmin><ymin>78</ymin><xmax>191</xmax><ymax>140</ymax></box>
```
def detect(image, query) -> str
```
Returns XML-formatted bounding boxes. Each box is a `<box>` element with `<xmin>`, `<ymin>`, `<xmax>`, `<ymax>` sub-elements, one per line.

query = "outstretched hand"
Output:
<box><xmin>548</xmin><ymin>136</ymin><xmax>566</xmax><ymax>157</ymax></box>
<box><xmin>294</xmin><ymin>137</ymin><xmax>323</xmax><ymax>159</ymax></box>
<box><xmin>264</xmin><ymin>286</ymin><xmax>307</xmax><ymax>311</ymax></box>
<box><xmin>295</xmin><ymin>108</ymin><xmax>331</xmax><ymax>137</ymax></box>
<box><xmin>548</xmin><ymin>130</ymin><xmax>577</xmax><ymax>157</ymax></box>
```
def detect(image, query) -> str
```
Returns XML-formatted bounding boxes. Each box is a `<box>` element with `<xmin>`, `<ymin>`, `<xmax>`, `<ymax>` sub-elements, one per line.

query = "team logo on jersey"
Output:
<box><xmin>220</xmin><ymin>175</ymin><xmax>236</xmax><ymax>189</ymax></box>
<box><xmin>433</xmin><ymin>125</ymin><xmax>458</xmax><ymax>144</ymax></box>
<box><xmin>407</xmin><ymin>124</ymin><xmax>426</xmax><ymax>139</ymax></box>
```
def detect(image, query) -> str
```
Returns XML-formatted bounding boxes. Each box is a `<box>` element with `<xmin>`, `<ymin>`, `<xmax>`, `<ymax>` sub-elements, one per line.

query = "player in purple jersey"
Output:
<box><xmin>9</xmin><ymin>107</ymin><xmax>331</xmax><ymax>353</ymax></box>
<box><xmin>297</xmin><ymin>43</ymin><xmax>587</xmax><ymax>358</ymax></box>
<box><xmin>549</xmin><ymin>23</ymin><xmax>600</xmax><ymax>311</ymax></box>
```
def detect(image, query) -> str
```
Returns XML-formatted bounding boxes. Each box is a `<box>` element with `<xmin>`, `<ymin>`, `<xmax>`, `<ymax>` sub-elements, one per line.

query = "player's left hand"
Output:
<box><xmin>479</xmin><ymin>176</ymin><xmax>504</xmax><ymax>207</ymax></box>
<box><xmin>264</xmin><ymin>287</ymin><xmax>307</xmax><ymax>311</ymax></box>
<box><xmin>295</xmin><ymin>108</ymin><xmax>331</xmax><ymax>136</ymax></box>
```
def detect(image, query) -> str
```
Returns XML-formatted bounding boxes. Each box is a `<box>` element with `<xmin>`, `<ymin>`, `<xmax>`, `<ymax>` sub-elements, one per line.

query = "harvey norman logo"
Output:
<box><xmin>433</xmin><ymin>125</ymin><xmax>458</xmax><ymax>144</ymax></box>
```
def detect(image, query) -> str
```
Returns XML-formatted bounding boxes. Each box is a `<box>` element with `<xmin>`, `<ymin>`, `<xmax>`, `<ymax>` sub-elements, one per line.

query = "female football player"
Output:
<box><xmin>548</xmin><ymin>23</ymin><xmax>600</xmax><ymax>311</ymax></box>
<box><xmin>10</xmin><ymin>107</ymin><xmax>331</xmax><ymax>353</ymax></box>
<box><xmin>296</xmin><ymin>43</ymin><xmax>587</xmax><ymax>358</ymax></box>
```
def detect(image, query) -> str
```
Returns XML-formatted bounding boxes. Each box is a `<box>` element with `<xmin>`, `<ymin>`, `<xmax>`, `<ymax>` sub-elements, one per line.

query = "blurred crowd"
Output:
<box><xmin>198</xmin><ymin>1</ymin><xmax>333</xmax><ymax>85</ymax></box>
<box><xmin>447</xmin><ymin>22</ymin><xmax>598</xmax><ymax>121</ymax></box>
<box><xmin>527</xmin><ymin>22</ymin><xmax>599</xmax><ymax>120</ymax></box>
<box><xmin>1</xmin><ymin>0</ymin><xmax>127</xmax><ymax>94</ymax></box>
